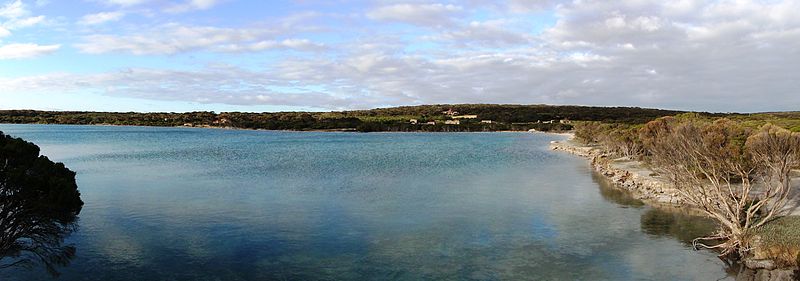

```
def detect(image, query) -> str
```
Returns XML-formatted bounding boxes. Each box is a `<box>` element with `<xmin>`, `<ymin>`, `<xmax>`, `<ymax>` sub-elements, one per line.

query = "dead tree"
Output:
<box><xmin>641</xmin><ymin>118</ymin><xmax>799</xmax><ymax>260</ymax></box>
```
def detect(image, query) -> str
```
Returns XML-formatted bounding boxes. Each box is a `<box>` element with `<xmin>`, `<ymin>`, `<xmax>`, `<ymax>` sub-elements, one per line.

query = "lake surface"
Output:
<box><xmin>0</xmin><ymin>124</ymin><xmax>733</xmax><ymax>280</ymax></box>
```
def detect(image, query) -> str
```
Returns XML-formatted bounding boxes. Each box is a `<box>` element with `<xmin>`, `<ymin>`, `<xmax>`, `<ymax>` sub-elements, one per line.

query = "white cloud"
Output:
<box><xmin>6</xmin><ymin>0</ymin><xmax>800</xmax><ymax>112</ymax></box>
<box><xmin>166</xmin><ymin>0</ymin><xmax>222</xmax><ymax>13</ymax></box>
<box><xmin>0</xmin><ymin>43</ymin><xmax>59</xmax><ymax>59</ymax></box>
<box><xmin>198</xmin><ymin>0</ymin><xmax>800</xmax><ymax>112</ymax></box>
<box><xmin>97</xmin><ymin>0</ymin><xmax>150</xmax><ymax>7</ymax></box>
<box><xmin>80</xmin><ymin>11</ymin><xmax>125</xmax><ymax>25</ymax></box>
<box><xmin>93</xmin><ymin>0</ymin><xmax>220</xmax><ymax>12</ymax></box>
<box><xmin>76</xmin><ymin>24</ymin><xmax>262</xmax><ymax>55</ymax></box>
<box><xmin>0</xmin><ymin>66</ymin><xmax>357</xmax><ymax>108</ymax></box>
<box><xmin>367</xmin><ymin>3</ymin><xmax>462</xmax><ymax>27</ymax></box>
<box><xmin>429</xmin><ymin>20</ymin><xmax>533</xmax><ymax>47</ymax></box>
<box><xmin>506</xmin><ymin>0</ymin><xmax>561</xmax><ymax>13</ymax></box>
<box><xmin>216</xmin><ymin>38</ymin><xmax>326</xmax><ymax>52</ymax></box>
<box><xmin>185</xmin><ymin>0</ymin><xmax>217</xmax><ymax>9</ymax></box>
<box><xmin>0</xmin><ymin>0</ymin><xmax>46</xmax><ymax>32</ymax></box>
<box><xmin>463</xmin><ymin>0</ymin><xmax>559</xmax><ymax>13</ymax></box>
<box><xmin>4</xmin><ymin>14</ymin><xmax>42</xmax><ymax>28</ymax></box>
<box><xmin>0</xmin><ymin>0</ymin><xmax>25</xmax><ymax>18</ymax></box>
<box><xmin>75</xmin><ymin>23</ymin><xmax>324</xmax><ymax>55</ymax></box>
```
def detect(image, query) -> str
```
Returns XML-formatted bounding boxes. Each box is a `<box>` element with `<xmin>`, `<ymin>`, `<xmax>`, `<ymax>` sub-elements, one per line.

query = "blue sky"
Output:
<box><xmin>1</xmin><ymin>0</ymin><xmax>799</xmax><ymax>112</ymax></box>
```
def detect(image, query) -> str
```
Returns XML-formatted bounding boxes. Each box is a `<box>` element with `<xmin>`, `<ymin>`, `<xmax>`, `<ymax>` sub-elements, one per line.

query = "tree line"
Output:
<box><xmin>0</xmin><ymin>104</ymin><xmax>687</xmax><ymax>132</ymax></box>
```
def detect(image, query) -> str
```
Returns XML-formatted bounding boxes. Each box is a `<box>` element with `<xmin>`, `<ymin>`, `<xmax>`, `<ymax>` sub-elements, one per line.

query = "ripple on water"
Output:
<box><xmin>0</xmin><ymin>125</ymin><xmax>733</xmax><ymax>280</ymax></box>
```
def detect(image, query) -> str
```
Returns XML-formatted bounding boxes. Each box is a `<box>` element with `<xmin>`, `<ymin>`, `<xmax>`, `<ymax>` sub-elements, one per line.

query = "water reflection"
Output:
<box><xmin>0</xmin><ymin>125</ymin><xmax>737</xmax><ymax>280</ymax></box>
<box><xmin>0</xmin><ymin>132</ymin><xmax>83</xmax><ymax>277</ymax></box>
<box><xmin>640</xmin><ymin>208</ymin><xmax>717</xmax><ymax>246</ymax></box>
<box><xmin>592</xmin><ymin>171</ymin><xmax>717</xmax><ymax>246</ymax></box>
<box><xmin>593</xmin><ymin>172</ymin><xmax>646</xmax><ymax>208</ymax></box>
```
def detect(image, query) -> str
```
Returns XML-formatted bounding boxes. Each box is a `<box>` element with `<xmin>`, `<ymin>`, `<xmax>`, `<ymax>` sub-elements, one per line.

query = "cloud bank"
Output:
<box><xmin>2</xmin><ymin>0</ymin><xmax>799</xmax><ymax>112</ymax></box>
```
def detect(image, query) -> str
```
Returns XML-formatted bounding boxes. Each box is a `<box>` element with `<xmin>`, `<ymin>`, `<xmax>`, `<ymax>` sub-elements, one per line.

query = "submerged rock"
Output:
<box><xmin>745</xmin><ymin>259</ymin><xmax>778</xmax><ymax>270</ymax></box>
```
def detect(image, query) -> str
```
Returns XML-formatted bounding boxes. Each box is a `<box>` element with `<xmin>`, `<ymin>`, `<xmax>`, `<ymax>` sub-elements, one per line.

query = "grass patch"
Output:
<box><xmin>752</xmin><ymin>216</ymin><xmax>800</xmax><ymax>267</ymax></box>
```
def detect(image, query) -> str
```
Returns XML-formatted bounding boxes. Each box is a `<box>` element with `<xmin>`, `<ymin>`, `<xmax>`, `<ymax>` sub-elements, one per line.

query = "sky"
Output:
<box><xmin>0</xmin><ymin>0</ymin><xmax>798</xmax><ymax>113</ymax></box>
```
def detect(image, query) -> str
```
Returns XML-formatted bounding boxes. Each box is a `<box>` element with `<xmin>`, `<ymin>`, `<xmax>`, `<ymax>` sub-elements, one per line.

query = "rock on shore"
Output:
<box><xmin>549</xmin><ymin>138</ymin><xmax>683</xmax><ymax>206</ymax></box>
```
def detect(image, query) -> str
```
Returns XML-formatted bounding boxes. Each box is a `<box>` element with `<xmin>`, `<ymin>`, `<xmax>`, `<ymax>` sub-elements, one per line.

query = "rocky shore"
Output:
<box><xmin>549</xmin><ymin>136</ymin><xmax>684</xmax><ymax>206</ymax></box>
<box><xmin>549</xmin><ymin>134</ymin><xmax>800</xmax><ymax>281</ymax></box>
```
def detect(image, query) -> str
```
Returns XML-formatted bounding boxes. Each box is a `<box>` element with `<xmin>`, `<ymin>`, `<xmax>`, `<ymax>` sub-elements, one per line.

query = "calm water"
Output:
<box><xmin>0</xmin><ymin>124</ymin><xmax>732</xmax><ymax>280</ymax></box>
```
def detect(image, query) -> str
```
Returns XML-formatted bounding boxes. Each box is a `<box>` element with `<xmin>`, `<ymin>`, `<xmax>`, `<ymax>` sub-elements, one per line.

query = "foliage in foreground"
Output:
<box><xmin>0</xmin><ymin>131</ymin><xmax>84</xmax><ymax>276</ymax></box>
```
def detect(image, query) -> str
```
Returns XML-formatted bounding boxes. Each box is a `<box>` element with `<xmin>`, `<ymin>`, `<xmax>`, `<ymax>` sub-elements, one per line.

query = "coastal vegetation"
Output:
<box><xmin>574</xmin><ymin>114</ymin><xmax>800</xmax><ymax>267</ymax></box>
<box><xmin>753</xmin><ymin>216</ymin><xmax>800</xmax><ymax>268</ymax></box>
<box><xmin>0</xmin><ymin>104</ymin><xmax>685</xmax><ymax>132</ymax></box>
<box><xmin>0</xmin><ymin>132</ymin><xmax>83</xmax><ymax>276</ymax></box>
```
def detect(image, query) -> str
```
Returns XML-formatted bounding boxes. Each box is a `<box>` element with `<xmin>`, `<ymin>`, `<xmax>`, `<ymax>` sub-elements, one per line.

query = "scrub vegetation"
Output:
<box><xmin>0</xmin><ymin>132</ymin><xmax>83</xmax><ymax>276</ymax></box>
<box><xmin>0</xmin><ymin>104</ymin><xmax>686</xmax><ymax>132</ymax></box>
<box><xmin>753</xmin><ymin>216</ymin><xmax>800</xmax><ymax>267</ymax></box>
<box><xmin>574</xmin><ymin>113</ymin><xmax>800</xmax><ymax>267</ymax></box>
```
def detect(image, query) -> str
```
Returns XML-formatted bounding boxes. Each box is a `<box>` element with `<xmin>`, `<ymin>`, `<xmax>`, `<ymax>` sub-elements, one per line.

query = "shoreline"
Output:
<box><xmin>0</xmin><ymin>122</ymin><xmax>572</xmax><ymax>134</ymax></box>
<box><xmin>550</xmin><ymin>134</ymin><xmax>800</xmax><ymax>278</ymax></box>
<box><xmin>548</xmin><ymin>134</ymin><xmax>684</xmax><ymax>207</ymax></box>
<box><xmin>550</xmin><ymin>134</ymin><xmax>800</xmax><ymax>215</ymax></box>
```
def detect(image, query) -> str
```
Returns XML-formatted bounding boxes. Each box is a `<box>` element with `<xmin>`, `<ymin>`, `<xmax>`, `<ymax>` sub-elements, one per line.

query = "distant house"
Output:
<box><xmin>543</xmin><ymin>120</ymin><xmax>554</xmax><ymax>124</ymax></box>
<box><xmin>183</xmin><ymin>123</ymin><xmax>193</xmax><ymax>127</ymax></box>
<box><xmin>444</xmin><ymin>120</ymin><xmax>460</xmax><ymax>125</ymax></box>
<box><xmin>442</xmin><ymin>109</ymin><xmax>459</xmax><ymax>116</ymax></box>
<box><xmin>559</xmin><ymin>119</ymin><xmax>571</xmax><ymax>124</ymax></box>
<box><xmin>409</xmin><ymin>119</ymin><xmax>418</xmax><ymax>124</ymax></box>
<box><xmin>481</xmin><ymin>120</ymin><xmax>494</xmax><ymax>124</ymax></box>
<box><xmin>452</xmin><ymin>115</ymin><xmax>478</xmax><ymax>119</ymax></box>
<box><xmin>424</xmin><ymin>121</ymin><xmax>436</xmax><ymax>125</ymax></box>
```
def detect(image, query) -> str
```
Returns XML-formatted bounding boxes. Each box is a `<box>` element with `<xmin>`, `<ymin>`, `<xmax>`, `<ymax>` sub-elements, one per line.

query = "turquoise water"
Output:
<box><xmin>0</xmin><ymin>124</ymin><xmax>732</xmax><ymax>280</ymax></box>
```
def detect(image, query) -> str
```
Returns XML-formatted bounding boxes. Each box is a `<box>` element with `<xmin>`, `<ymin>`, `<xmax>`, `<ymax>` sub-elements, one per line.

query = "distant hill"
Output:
<box><xmin>1</xmin><ymin>104</ymin><xmax>788</xmax><ymax>132</ymax></box>
<box><xmin>347</xmin><ymin>104</ymin><xmax>685</xmax><ymax>123</ymax></box>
